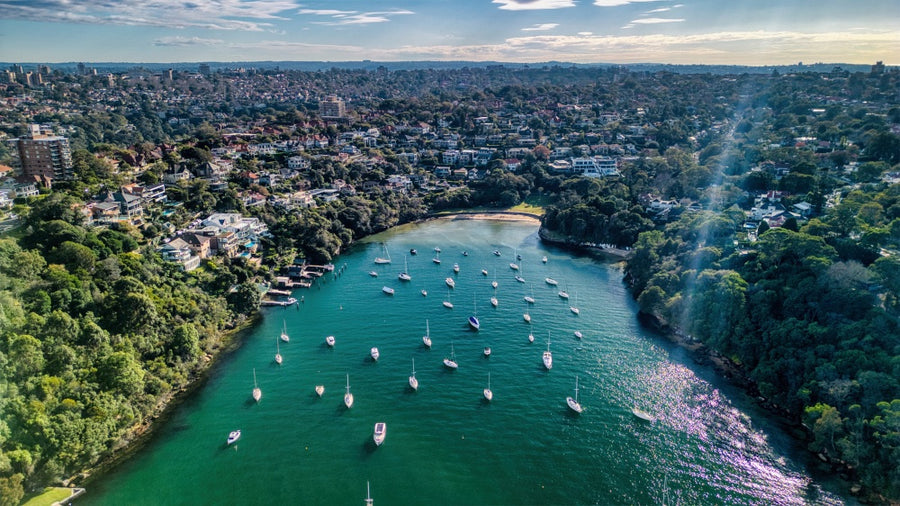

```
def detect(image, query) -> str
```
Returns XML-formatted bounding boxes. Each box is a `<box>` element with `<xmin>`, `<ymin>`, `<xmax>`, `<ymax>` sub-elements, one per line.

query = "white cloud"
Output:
<box><xmin>630</xmin><ymin>17</ymin><xmax>685</xmax><ymax>24</ymax></box>
<box><xmin>154</xmin><ymin>36</ymin><xmax>224</xmax><ymax>46</ymax></box>
<box><xmin>305</xmin><ymin>9</ymin><xmax>414</xmax><ymax>26</ymax></box>
<box><xmin>522</xmin><ymin>23</ymin><xmax>559</xmax><ymax>31</ymax></box>
<box><xmin>645</xmin><ymin>7</ymin><xmax>670</xmax><ymax>13</ymax></box>
<box><xmin>578</xmin><ymin>31</ymin><xmax>593</xmax><ymax>35</ymax></box>
<box><xmin>493</xmin><ymin>0</ymin><xmax>575</xmax><ymax>11</ymax></box>
<box><xmin>0</xmin><ymin>0</ymin><xmax>300</xmax><ymax>31</ymax></box>
<box><xmin>593</xmin><ymin>0</ymin><xmax>662</xmax><ymax>6</ymax></box>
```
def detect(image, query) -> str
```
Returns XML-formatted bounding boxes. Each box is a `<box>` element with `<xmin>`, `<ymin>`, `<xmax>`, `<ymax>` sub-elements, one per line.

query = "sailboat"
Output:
<box><xmin>280</xmin><ymin>319</ymin><xmax>289</xmax><ymax>342</ymax></box>
<box><xmin>523</xmin><ymin>302</ymin><xmax>531</xmax><ymax>323</ymax></box>
<box><xmin>483</xmin><ymin>371</ymin><xmax>493</xmax><ymax>401</ymax></box>
<box><xmin>566</xmin><ymin>376</ymin><xmax>583</xmax><ymax>413</ymax></box>
<box><xmin>443</xmin><ymin>342</ymin><xmax>458</xmax><ymax>369</ymax></box>
<box><xmin>315</xmin><ymin>384</ymin><xmax>324</xmax><ymax>396</ymax></box>
<box><xmin>491</xmin><ymin>269</ymin><xmax>498</xmax><ymax>289</ymax></box>
<box><xmin>509</xmin><ymin>248</ymin><xmax>520</xmax><ymax>271</ymax></box>
<box><xmin>632</xmin><ymin>407</ymin><xmax>656</xmax><ymax>422</ymax></box>
<box><xmin>252</xmin><ymin>368</ymin><xmax>262</xmax><ymax>402</ymax></box>
<box><xmin>326</xmin><ymin>335</ymin><xmax>335</xmax><ymax>347</ymax></box>
<box><xmin>558</xmin><ymin>283</ymin><xmax>570</xmax><ymax>299</ymax></box>
<box><xmin>422</xmin><ymin>319</ymin><xmax>432</xmax><ymax>347</ymax></box>
<box><xmin>481</xmin><ymin>268</ymin><xmax>488</xmax><ymax>276</ymax></box>
<box><xmin>365</xmin><ymin>481</ymin><xmax>373</xmax><ymax>506</ymax></box>
<box><xmin>574</xmin><ymin>330</ymin><xmax>583</xmax><ymax>339</ymax></box>
<box><xmin>490</xmin><ymin>292</ymin><xmax>498</xmax><ymax>307</ymax></box>
<box><xmin>398</xmin><ymin>256</ymin><xmax>412</xmax><ymax>281</ymax></box>
<box><xmin>570</xmin><ymin>291</ymin><xmax>580</xmax><ymax>314</ymax></box>
<box><xmin>409</xmin><ymin>358</ymin><xmax>419</xmax><ymax>390</ymax></box>
<box><xmin>468</xmin><ymin>293</ymin><xmax>480</xmax><ymax>330</ymax></box>
<box><xmin>432</xmin><ymin>250</ymin><xmax>441</xmax><ymax>264</ymax></box>
<box><xmin>453</xmin><ymin>263</ymin><xmax>460</xmax><ymax>274</ymax></box>
<box><xmin>542</xmin><ymin>334</ymin><xmax>552</xmax><ymax>370</ymax></box>
<box><xmin>528</xmin><ymin>323</ymin><xmax>534</xmax><ymax>343</ymax></box>
<box><xmin>374</xmin><ymin>243</ymin><xmax>391</xmax><ymax>264</ymax></box>
<box><xmin>275</xmin><ymin>338</ymin><xmax>283</xmax><ymax>365</ymax></box>
<box><xmin>344</xmin><ymin>374</ymin><xmax>354</xmax><ymax>408</ymax></box>
<box><xmin>515</xmin><ymin>262</ymin><xmax>525</xmax><ymax>283</ymax></box>
<box><xmin>370</xmin><ymin>346</ymin><xmax>380</xmax><ymax>361</ymax></box>
<box><xmin>545</xmin><ymin>277</ymin><xmax>558</xmax><ymax>286</ymax></box>
<box><xmin>445</xmin><ymin>276</ymin><xmax>455</xmax><ymax>288</ymax></box>
<box><xmin>443</xmin><ymin>288</ymin><xmax>453</xmax><ymax>309</ymax></box>
<box><xmin>524</xmin><ymin>284</ymin><xmax>535</xmax><ymax>304</ymax></box>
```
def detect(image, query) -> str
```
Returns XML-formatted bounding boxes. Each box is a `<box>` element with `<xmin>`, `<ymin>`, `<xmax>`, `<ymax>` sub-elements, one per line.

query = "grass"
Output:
<box><xmin>433</xmin><ymin>194</ymin><xmax>551</xmax><ymax>217</ymax></box>
<box><xmin>21</xmin><ymin>487</ymin><xmax>73</xmax><ymax>506</ymax></box>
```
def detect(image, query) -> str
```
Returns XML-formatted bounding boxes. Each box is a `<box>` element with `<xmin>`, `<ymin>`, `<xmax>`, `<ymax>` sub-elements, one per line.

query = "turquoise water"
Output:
<box><xmin>79</xmin><ymin>218</ymin><xmax>844</xmax><ymax>505</ymax></box>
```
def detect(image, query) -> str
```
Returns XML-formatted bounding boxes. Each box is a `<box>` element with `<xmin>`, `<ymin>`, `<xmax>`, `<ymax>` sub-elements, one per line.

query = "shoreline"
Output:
<box><xmin>431</xmin><ymin>210</ymin><xmax>543</xmax><ymax>224</ymax></box>
<box><xmin>72</xmin><ymin>314</ymin><xmax>261</xmax><ymax>493</ymax></box>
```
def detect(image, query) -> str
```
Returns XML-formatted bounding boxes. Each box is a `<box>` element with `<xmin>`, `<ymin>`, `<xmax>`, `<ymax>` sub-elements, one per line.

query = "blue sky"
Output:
<box><xmin>1</xmin><ymin>0</ymin><xmax>897</xmax><ymax>65</ymax></box>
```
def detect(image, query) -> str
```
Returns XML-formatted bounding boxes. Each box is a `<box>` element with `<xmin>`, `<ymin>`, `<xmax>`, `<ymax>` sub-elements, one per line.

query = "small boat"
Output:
<box><xmin>409</xmin><ymin>358</ymin><xmax>419</xmax><ymax>390</ymax></box>
<box><xmin>421</xmin><ymin>289</ymin><xmax>428</xmax><ymax>297</ymax></box>
<box><xmin>574</xmin><ymin>330</ymin><xmax>583</xmax><ymax>339</ymax></box>
<box><xmin>524</xmin><ymin>302</ymin><xmax>531</xmax><ymax>323</ymax></box>
<box><xmin>344</xmin><ymin>374</ymin><xmax>353</xmax><ymax>408</ymax></box>
<box><xmin>410</xmin><ymin>248</ymin><xmax>417</xmax><ymax>255</ymax></box>
<box><xmin>468</xmin><ymin>294</ymin><xmax>480</xmax><ymax>330</ymax></box>
<box><xmin>432</xmin><ymin>251</ymin><xmax>441</xmax><ymax>264</ymax></box>
<box><xmin>398</xmin><ymin>256</ymin><xmax>412</xmax><ymax>281</ymax></box>
<box><xmin>632</xmin><ymin>407</ymin><xmax>655</xmax><ymax>422</ymax></box>
<box><xmin>453</xmin><ymin>263</ymin><xmax>460</xmax><ymax>273</ymax></box>
<box><xmin>326</xmin><ymin>335</ymin><xmax>335</xmax><ymax>347</ymax></box>
<box><xmin>422</xmin><ymin>319</ymin><xmax>432</xmax><ymax>347</ymax></box>
<box><xmin>280</xmin><ymin>319</ymin><xmax>289</xmax><ymax>342</ymax></box>
<box><xmin>490</xmin><ymin>296</ymin><xmax>498</xmax><ymax>307</ymax></box>
<box><xmin>370</xmin><ymin>347</ymin><xmax>380</xmax><ymax>361</ymax></box>
<box><xmin>509</xmin><ymin>249</ymin><xmax>519</xmax><ymax>271</ymax></box>
<box><xmin>570</xmin><ymin>291</ymin><xmax>580</xmax><ymax>315</ymax></box>
<box><xmin>374</xmin><ymin>243</ymin><xmax>391</xmax><ymax>264</ymax></box>
<box><xmin>492</xmin><ymin>250</ymin><xmax>501</xmax><ymax>256</ymax></box>
<box><xmin>542</xmin><ymin>334</ymin><xmax>552</xmax><ymax>370</ymax></box>
<box><xmin>315</xmin><ymin>385</ymin><xmax>325</xmax><ymax>396</ymax></box>
<box><xmin>445</xmin><ymin>277</ymin><xmax>455</xmax><ymax>288</ymax></box>
<box><xmin>481</xmin><ymin>269</ymin><xmax>488</xmax><ymax>276</ymax></box>
<box><xmin>373</xmin><ymin>422</ymin><xmax>387</xmax><ymax>446</ymax></box>
<box><xmin>227</xmin><ymin>430</ymin><xmax>241</xmax><ymax>445</ymax></box>
<box><xmin>515</xmin><ymin>275</ymin><xmax>526</xmax><ymax>283</ymax></box>
<box><xmin>434</xmin><ymin>247</ymin><xmax>441</xmax><ymax>253</ymax></box>
<box><xmin>483</xmin><ymin>346</ymin><xmax>491</xmax><ymax>357</ymax></box>
<box><xmin>483</xmin><ymin>371</ymin><xmax>493</xmax><ymax>401</ymax></box>
<box><xmin>443</xmin><ymin>288</ymin><xmax>453</xmax><ymax>309</ymax></box>
<box><xmin>382</xmin><ymin>286</ymin><xmax>395</xmax><ymax>295</ymax></box>
<box><xmin>252</xmin><ymin>368</ymin><xmax>262</xmax><ymax>402</ymax></box>
<box><xmin>275</xmin><ymin>338</ymin><xmax>283</xmax><ymax>365</ymax></box>
<box><xmin>545</xmin><ymin>277</ymin><xmax>558</xmax><ymax>286</ymax></box>
<box><xmin>566</xmin><ymin>376</ymin><xmax>583</xmax><ymax>414</ymax></box>
<box><xmin>528</xmin><ymin>333</ymin><xmax>534</xmax><ymax>343</ymax></box>
<box><xmin>369</xmin><ymin>271</ymin><xmax>378</xmax><ymax>277</ymax></box>
<box><xmin>443</xmin><ymin>343</ymin><xmax>458</xmax><ymax>369</ymax></box>
<box><xmin>542</xmin><ymin>256</ymin><xmax>548</xmax><ymax>263</ymax></box>
<box><xmin>517</xmin><ymin>253</ymin><xmax>522</xmax><ymax>261</ymax></box>
<box><xmin>524</xmin><ymin>284</ymin><xmax>535</xmax><ymax>304</ymax></box>
<box><xmin>462</xmin><ymin>251</ymin><xmax>468</xmax><ymax>256</ymax></box>
<box><xmin>558</xmin><ymin>283</ymin><xmax>570</xmax><ymax>299</ymax></box>
<box><xmin>365</xmin><ymin>481</ymin><xmax>373</xmax><ymax>506</ymax></box>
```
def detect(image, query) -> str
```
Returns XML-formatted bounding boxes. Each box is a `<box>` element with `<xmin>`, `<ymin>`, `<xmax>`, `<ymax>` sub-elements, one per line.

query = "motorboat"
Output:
<box><xmin>542</xmin><ymin>256</ymin><xmax>548</xmax><ymax>263</ymax></box>
<box><xmin>566</xmin><ymin>376</ymin><xmax>583</xmax><ymax>414</ymax></box>
<box><xmin>445</xmin><ymin>277</ymin><xmax>455</xmax><ymax>288</ymax></box>
<box><xmin>373</xmin><ymin>422</ymin><xmax>387</xmax><ymax>446</ymax></box>
<box><xmin>462</xmin><ymin>251</ymin><xmax>469</xmax><ymax>257</ymax></box>
<box><xmin>515</xmin><ymin>275</ymin><xmax>526</xmax><ymax>283</ymax></box>
<box><xmin>434</xmin><ymin>247</ymin><xmax>441</xmax><ymax>253</ymax></box>
<box><xmin>422</xmin><ymin>319</ymin><xmax>432</xmax><ymax>347</ymax></box>
<box><xmin>632</xmin><ymin>407</ymin><xmax>655</xmax><ymax>422</ymax></box>
<box><xmin>382</xmin><ymin>286</ymin><xmax>395</xmax><ymax>295</ymax></box>
<box><xmin>574</xmin><ymin>330</ymin><xmax>583</xmax><ymax>339</ymax></box>
<box><xmin>369</xmin><ymin>271</ymin><xmax>378</xmax><ymax>277</ymax></box>
<box><xmin>252</xmin><ymin>368</ymin><xmax>262</xmax><ymax>402</ymax></box>
<box><xmin>370</xmin><ymin>347</ymin><xmax>380</xmax><ymax>361</ymax></box>
<box><xmin>344</xmin><ymin>374</ymin><xmax>353</xmax><ymax>408</ymax></box>
<box><xmin>483</xmin><ymin>346</ymin><xmax>491</xmax><ymax>357</ymax></box>
<box><xmin>490</xmin><ymin>296</ymin><xmax>498</xmax><ymax>307</ymax></box>
<box><xmin>492</xmin><ymin>250</ymin><xmax>501</xmax><ymax>256</ymax></box>
<box><xmin>545</xmin><ymin>277</ymin><xmax>558</xmax><ymax>286</ymax></box>
<box><xmin>481</xmin><ymin>269</ymin><xmax>488</xmax><ymax>276</ymax></box>
<box><xmin>326</xmin><ymin>335</ymin><xmax>335</xmax><ymax>347</ymax></box>
<box><xmin>443</xmin><ymin>343</ymin><xmax>458</xmax><ymax>369</ymax></box>
<box><xmin>542</xmin><ymin>335</ymin><xmax>552</xmax><ymax>370</ymax></box>
<box><xmin>227</xmin><ymin>430</ymin><xmax>241</xmax><ymax>445</ymax></box>
<box><xmin>315</xmin><ymin>385</ymin><xmax>325</xmax><ymax>396</ymax></box>
<box><xmin>453</xmin><ymin>263</ymin><xmax>460</xmax><ymax>273</ymax></box>
<box><xmin>410</xmin><ymin>248</ymin><xmax>417</xmax><ymax>255</ymax></box>
<box><xmin>483</xmin><ymin>372</ymin><xmax>493</xmax><ymax>401</ymax></box>
<box><xmin>421</xmin><ymin>289</ymin><xmax>428</xmax><ymax>297</ymax></box>
<box><xmin>409</xmin><ymin>358</ymin><xmax>419</xmax><ymax>390</ymax></box>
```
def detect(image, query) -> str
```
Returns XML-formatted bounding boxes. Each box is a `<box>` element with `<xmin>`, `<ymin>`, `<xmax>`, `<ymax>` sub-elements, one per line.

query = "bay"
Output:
<box><xmin>78</xmin><ymin>218</ymin><xmax>844</xmax><ymax>505</ymax></box>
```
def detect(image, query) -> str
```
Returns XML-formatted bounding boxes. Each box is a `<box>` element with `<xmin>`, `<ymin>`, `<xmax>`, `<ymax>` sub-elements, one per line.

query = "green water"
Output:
<box><xmin>79</xmin><ymin>219</ymin><xmax>844</xmax><ymax>505</ymax></box>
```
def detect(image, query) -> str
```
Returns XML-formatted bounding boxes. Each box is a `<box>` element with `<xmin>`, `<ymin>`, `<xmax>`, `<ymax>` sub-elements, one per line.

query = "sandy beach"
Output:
<box><xmin>434</xmin><ymin>211</ymin><xmax>542</xmax><ymax>224</ymax></box>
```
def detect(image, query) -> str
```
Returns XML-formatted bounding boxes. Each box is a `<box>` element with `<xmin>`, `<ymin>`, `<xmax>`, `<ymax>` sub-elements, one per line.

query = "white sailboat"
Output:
<box><xmin>468</xmin><ymin>293</ymin><xmax>480</xmax><ymax>331</ymax></box>
<box><xmin>558</xmin><ymin>283</ymin><xmax>570</xmax><ymax>299</ymax></box>
<box><xmin>422</xmin><ymin>319</ymin><xmax>432</xmax><ymax>347</ymax></box>
<box><xmin>252</xmin><ymin>368</ymin><xmax>262</xmax><ymax>402</ymax></box>
<box><xmin>370</xmin><ymin>347</ymin><xmax>380</xmax><ymax>361</ymax></box>
<box><xmin>528</xmin><ymin>323</ymin><xmax>534</xmax><ymax>343</ymax></box>
<box><xmin>524</xmin><ymin>284</ymin><xmax>535</xmax><ymax>304</ymax></box>
<box><xmin>570</xmin><ymin>291</ymin><xmax>580</xmax><ymax>314</ymax></box>
<box><xmin>632</xmin><ymin>407</ymin><xmax>656</xmax><ymax>422</ymax></box>
<box><xmin>280</xmin><ymin>319</ymin><xmax>289</xmax><ymax>342</ymax></box>
<box><xmin>545</xmin><ymin>277</ymin><xmax>558</xmax><ymax>286</ymax></box>
<box><xmin>542</xmin><ymin>334</ymin><xmax>553</xmax><ymax>370</ymax></box>
<box><xmin>515</xmin><ymin>263</ymin><xmax>526</xmax><ymax>283</ymax></box>
<box><xmin>365</xmin><ymin>481</ymin><xmax>373</xmax><ymax>506</ymax></box>
<box><xmin>483</xmin><ymin>371</ymin><xmax>493</xmax><ymax>401</ymax></box>
<box><xmin>409</xmin><ymin>358</ymin><xmax>419</xmax><ymax>391</ymax></box>
<box><xmin>523</xmin><ymin>302</ymin><xmax>531</xmax><ymax>323</ymax></box>
<box><xmin>344</xmin><ymin>374</ymin><xmax>354</xmax><ymax>408</ymax></box>
<box><xmin>566</xmin><ymin>376</ymin><xmax>583</xmax><ymax>413</ymax></box>
<box><xmin>509</xmin><ymin>248</ymin><xmax>520</xmax><ymax>271</ymax></box>
<box><xmin>443</xmin><ymin>342</ymin><xmax>458</xmax><ymax>369</ymax></box>
<box><xmin>369</xmin><ymin>270</ymin><xmax>378</xmax><ymax>277</ymax></box>
<box><xmin>574</xmin><ymin>330</ymin><xmax>583</xmax><ymax>339</ymax></box>
<box><xmin>443</xmin><ymin>288</ymin><xmax>453</xmax><ymax>309</ymax></box>
<box><xmin>432</xmin><ymin>250</ymin><xmax>441</xmax><ymax>264</ymax></box>
<box><xmin>491</xmin><ymin>269</ymin><xmax>499</xmax><ymax>289</ymax></box>
<box><xmin>275</xmin><ymin>338</ymin><xmax>283</xmax><ymax>365</ymax></box>
<box><xmin>326</xmin><ymin>335</ymin><xmax>335</xmax><ymax>347</ymax></box>
<box><xmin>315</xmin><ymin>384</ymin><xmax>325</xmax><ymax>396</ymax></box>
<box><xmin>490</xmin><ymin>294</ymin><xmax>498</xmax><ymax>307</ymax></box>
<box><xmin>453</xmin><ymin>263</ymin><xmax>460</xmax><ymax>273</ymax></box>
<box><xmin>382</xmin><ymin>286</ymin><xmax>395</xmax><ymax>295</ymax></box>
<box><xmin>398</xmin><ymin>256</ymin><xmax>412</xmax><ymax>281</ymax></box>
<box><xmin>374</xmin><ymin>243</ymin><xmax>391</xmax><ymax>264</ymax></box>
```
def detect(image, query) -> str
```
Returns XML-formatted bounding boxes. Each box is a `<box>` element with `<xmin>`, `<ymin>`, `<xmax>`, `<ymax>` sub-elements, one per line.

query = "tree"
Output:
<box><xmin>226</xmin><ymin>281</ymin><xmax>261</xmax><ymax>315</ymax></box>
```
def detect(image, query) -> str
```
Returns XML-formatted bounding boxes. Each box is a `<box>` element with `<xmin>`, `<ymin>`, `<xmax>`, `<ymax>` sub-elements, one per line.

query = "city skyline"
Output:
<box><xmin>1</xmin><ymin>0</ymin><xmax>898</xmax><ymax>65</ymax></box>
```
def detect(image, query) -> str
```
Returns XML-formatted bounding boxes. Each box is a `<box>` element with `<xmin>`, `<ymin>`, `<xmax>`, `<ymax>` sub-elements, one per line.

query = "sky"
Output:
<box><xmin>1</xmin><ymin>0</ymin><xmax>898</xmax><ymax>65</ymax></box>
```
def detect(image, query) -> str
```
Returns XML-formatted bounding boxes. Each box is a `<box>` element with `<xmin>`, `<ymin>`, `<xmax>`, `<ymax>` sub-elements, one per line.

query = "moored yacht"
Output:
<box><xmin>483</xmin><ymin>371</ymin><xmax>493</xmax><ymax>401</ymax></box>
<box><xmin>373</xmin><ymin>422</ymin><xmax>387</xmax><ymax>446</ymax></box>
<box><xmin>566</xmin><ymin>376</ymin><xmax>583</xmax><ymax>414</ymax></box>
<box><xmin>344</xmin><ymin>374</ymin><xmax>354</xmax><ymax>408</ymax></box>
<box><xmin>422</xmin><ymin>319</ymin><xmax>432</xmax><ymax>347</ymax></box>
<box><xmin>315</xmin><ymin>384</ymin><xmax>325</xmax><ymax>396</ymax></box>
<box><xmin>409</xmin><ymin>358</ymin><xmax>418</xmax><ymax>391</ymax></box>
<box><xmin>545</xmin><ymin>277</ymin><xmax>558</xmax><ymax>286</ymax></box>
<box><xmin>227</xmin><ymin>430</ymin><xmax>241</xmax><ymax>445</ymax></box>
<box><xmin>542</xmin><ymin>335</ymin><xmax>553</xmax><ymax>370</ymax></box>
<box><xmin>252</xmin><ymin>368</ymin><xmax>262</xmax><ymax>402</ymax></box>
<box><xmin>370</xmin><ymin>347</ymin><xmax>380</xmax><ymax>361</ymax></box>
<box><xmin>326</xmin><ymin>335</ymin><xmax>335</xmax><ymax>347</ymax></box>
<box><xmin>443</xmin><ymin>343</ymin><xmax>458</xmax><ymax>369</ymax></box>
<box><xmin>445</xmin><ymin>277</ymin><xmax>455</xmax><ymax>288</ymax></box>
<box><xmin>453</xmin><ymin>263</ymin><xmax>460</xmax><ymax>273</ymax></box>
<box><xmin>382</xmin><ymin>286</ymin><xmax>395</xmax><ymax>295</ymax></box>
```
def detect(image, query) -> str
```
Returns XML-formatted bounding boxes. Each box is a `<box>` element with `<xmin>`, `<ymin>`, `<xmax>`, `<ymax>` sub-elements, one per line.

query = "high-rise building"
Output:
<box><xmin>320</xmin><ymin>95</ymin><xmax>346</xmax><ymax>119</ymax></box>
<box><xmin>199</xmin><ymin>64</ymin><xmax>211</xmax><ymax>76</ymax></box>
<box><xmin>7</xmin><ymin>124</ymin><xmax>74</xmax><ymax>182</ymax></box>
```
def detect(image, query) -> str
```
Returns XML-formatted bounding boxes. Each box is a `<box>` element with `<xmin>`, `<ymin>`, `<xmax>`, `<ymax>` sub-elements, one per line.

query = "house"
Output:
<box><xmin>434</xmin><ymin>166</ymin><xmax>451</xmax><ymax>178</ymax></box>
<box><xmin>158</xmin><ymin>238</ymin><xmax>201</xmax><ymax>271</ymax></box>
<box><xmin>163</xmin><ymin>167</ymin><xmax>192</xmax><ymax>184</ymax></box>
<box><xmin>113</xmin><ymin>190</ymin><xmax>143</xmax><ymax>218</ymax></box>
<box><xmin>792</xmin><ymin>201</ymin><xmax>813</xmax><ymax>217</ymax></box>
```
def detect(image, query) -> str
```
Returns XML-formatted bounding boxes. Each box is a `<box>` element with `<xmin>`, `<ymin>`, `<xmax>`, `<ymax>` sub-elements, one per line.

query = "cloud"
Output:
<box><xmin>630</xmin><ymin>17</ymin><xmax>684</xmax><ymax>24</ymax></box>
<box><xmin>0</xmin><ymin>0</ymin><xmax>300</xmax><ymax>31</ymax></box>
<box><xmin>522</xmin><ymin>23</ymin><xmax>559</xmax><ymax>31</ymax></box>
<box><xmin>153</xmin><ymin>36</ymin><xmax>224</xmax><ymax>46</ymax></box>
<box><xmin>593</xmin><ymin>0</ymin><xmax>663</xmax><ymax>6</ymax></box>
<box><xmin>493</xmin><ymin>0</ymin><xmax>575</xmax><ymax>11</ymax></box>
<box><xmin>303</xmin><ymin>9</ymin><xmax>414</xmax><ymax>26</ymax></box>
<box><xmin>578</xmin><ymin>31</ymin><xmax>593</xmax><ymax>36</ymax></box>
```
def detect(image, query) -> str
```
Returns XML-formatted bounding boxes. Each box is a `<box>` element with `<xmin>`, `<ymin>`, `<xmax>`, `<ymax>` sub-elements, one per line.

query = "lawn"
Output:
<box><xmin>21</xmin><ymin>487</ymin><xmax>73</xmax><ymax>506</ymax></box>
